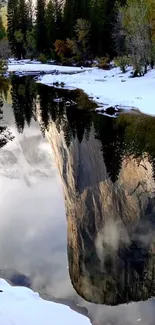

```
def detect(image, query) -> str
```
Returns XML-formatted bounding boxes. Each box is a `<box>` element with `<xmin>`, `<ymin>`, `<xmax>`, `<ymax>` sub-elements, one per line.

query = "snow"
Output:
<box><xmin>0</xmin><ymin>278</ymin><xmax>91</xmax><ymax>325</ymax></box>
<box><xmin>7</xmin><ymin>61</ymin><xmax>155</xmax><ymax>115</ymax></box>
<box><xmin>8</xmin><ymin>61</ymin><xmax>88</xmax><ymax>74</ymax></box>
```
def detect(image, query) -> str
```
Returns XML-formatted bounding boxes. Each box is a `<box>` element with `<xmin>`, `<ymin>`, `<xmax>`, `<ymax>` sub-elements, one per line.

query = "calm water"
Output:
<box><xmin>0</xmin><ymin>76</ymin><xmax>155</xmax><ymax>324</ymax></box>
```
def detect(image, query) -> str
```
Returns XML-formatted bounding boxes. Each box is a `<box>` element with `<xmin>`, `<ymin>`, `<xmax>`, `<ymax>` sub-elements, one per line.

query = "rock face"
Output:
<box><xmin>45</xmin><ymin>117</ymin><xmax>155</xmax><ymax>306</ymax></box>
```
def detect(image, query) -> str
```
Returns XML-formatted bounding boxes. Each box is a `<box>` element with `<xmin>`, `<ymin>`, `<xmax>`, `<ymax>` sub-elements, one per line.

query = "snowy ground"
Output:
<box><xmin>7</xmin><ymin>60</ymin><xmax>155</xmax><ymax>116</ymax></box>
<box><xmin>0</xmin><ymin>279</ymin><xmax>91</xmax><ymax>325</ymax></box>
<box><xmin>39</xmin><ymin>67</ymin><xmax>155</xmax><ymax>116</ymax></box>
<box><xmin>8</xmin><ymin>61</ymin><xmax>89</xmax><ymax>74</ymax></box>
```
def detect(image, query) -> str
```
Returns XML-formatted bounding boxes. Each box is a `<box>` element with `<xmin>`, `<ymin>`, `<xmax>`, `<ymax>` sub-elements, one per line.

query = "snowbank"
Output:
<box><xmin>39</xmin><ymin>67</ymin><xmax>155</xmax><ymax>116</ymax></box>
<box><xmin>8</xmin><ymin>62</ymin><xmax>88</xmax><ymax>74</ymax></box>
<box><xmin>7</xmin><ymin>61</ymin><xmax>155</xmax><ymax>115</ymax></box>
<box><xmin>0</xmin><ymin>278</ymin><xmax>91</xmax><ymax>325</ymax></box>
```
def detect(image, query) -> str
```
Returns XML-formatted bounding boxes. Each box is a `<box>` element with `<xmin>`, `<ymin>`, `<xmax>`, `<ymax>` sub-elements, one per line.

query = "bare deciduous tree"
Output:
<box><xmin>115</xmin><ymin>0</ymin><xmax>155</xmax><ymax>75</ymax></box>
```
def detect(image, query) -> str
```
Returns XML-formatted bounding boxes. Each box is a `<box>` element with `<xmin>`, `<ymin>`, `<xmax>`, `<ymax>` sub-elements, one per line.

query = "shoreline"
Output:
<box><xmin>7</xmin><ymin>61</ymin><xmax>155</xmax><ymax>116</ymax></box>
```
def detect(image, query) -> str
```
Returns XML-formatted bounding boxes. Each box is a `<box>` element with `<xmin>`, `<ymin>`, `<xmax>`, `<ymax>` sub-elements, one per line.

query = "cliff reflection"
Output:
<box><xmin>10</xmin><ymin>76</ymin><xmax>155</xmax><ymax>306</ymax></box>
<box><xmin>11</xmin><ymin>77</ymin><xmax>155</xmax><ymax>184</ymax></box>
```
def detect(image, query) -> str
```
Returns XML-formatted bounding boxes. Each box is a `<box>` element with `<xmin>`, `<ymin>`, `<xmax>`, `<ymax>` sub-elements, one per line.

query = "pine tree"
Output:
<box><xmin>7</xmin><ymin>0</ymin><xmax>19</xmax><ymax>57</ymax></box>
<box><xmin>64</xmin><ymin>0</ymin><xmax>90</xmax><ymax>38</ymax></box>
<box><xmin>45</xmin><ymin>0</ymin><xmax>55</xmax><ymax>54</ymax></box>
<box><xmin>7</xmin><ymin>0</ymin><xmax>29</xmax><ymax>58</ymax></box>
<box><xmin>75</xmin><ymin>0</ymin><xmax>90</xmax><ymax>20</ymax></box>
<box><xmin>89</xmin><ymin>0</ymin><xmax>118</xmax><ymax>56</ymax></box>
<box><xmin>35</xmin><ymin>0</ymin><xmax>47</xmax><ymax>54</ymax></box>
<box><xmin>17</xmin><ymin>0</ymin><xmax>29</xmax><ymax>58</ymax></box>
<box><xmin>53</xmin><ymin>0</ymin><xmax>64</xmax><ymax>40</ymax></box>
<box><xmin>64</xmin><ymin>0</ymin><xmax>75</xmax><ymax>38</ymax></box>
<box><xmin>27</xmin><ymin>0</ymin><xmax>33</xmax><ymax>28</ymax></box>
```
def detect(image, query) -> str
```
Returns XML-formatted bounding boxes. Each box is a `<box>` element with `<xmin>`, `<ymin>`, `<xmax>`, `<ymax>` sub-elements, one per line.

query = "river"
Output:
<box><xmin>0</xmin><ymin>75</ymin><xmax>155</xmax><ymax>325</ymax></box>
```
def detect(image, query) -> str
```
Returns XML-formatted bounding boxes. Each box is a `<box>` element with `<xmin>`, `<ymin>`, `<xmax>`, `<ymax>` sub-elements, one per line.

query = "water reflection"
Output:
<box><xmin>19</xmin><ymin>76</ymin><xmax>155</xmax><ymax>305</ymax></box>
<box><xmin>11</xmin><ymin>76</ymin><xmax>36</xmax><ymax>133</ymax></box>
<box><xmin>1</xmin><ymin>76</ymin><xmax>155</xmax><ymax>324</ymax></box>
<box><xmin>0</xmin><ymin>76</ymin><xmax>14</xmax><ymax>148</ymax></box>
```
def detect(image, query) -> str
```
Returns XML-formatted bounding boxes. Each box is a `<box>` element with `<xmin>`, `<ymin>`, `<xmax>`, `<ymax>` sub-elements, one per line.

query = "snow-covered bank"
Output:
<box><xmin>0</xmin><ymin>279</ymin><xmax>91</xmax><ymax>325</ymax></box>
<box><xmin>7</xmin><ymin>61</ymin><xmax>155</xmax><ymax>115</ymax></box>
<box><xmin>39</xmin><ymin>67</ymin><xmax>155</xmax><ymax>116</ymax></box>
<box><xmin>8</xmin><ymin>62</ymin><xmax>88</xmax><ymax>74</ymax></box>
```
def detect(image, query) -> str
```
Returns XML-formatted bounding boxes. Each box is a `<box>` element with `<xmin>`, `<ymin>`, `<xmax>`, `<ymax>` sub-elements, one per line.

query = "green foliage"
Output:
<box><xmin>38</xmin><ymin>53</ymin><xmax>47</xmax><ymax>63</ymax></box>
<box><xmin>0</xmin><ymin>60</ymin><xmax>7</xmax><ymax>73</ymax></box>
<box><xmin>0</xmin><ymin>7</ymin><xmax>8</xmax><ymax>61</ymax></box>
<box><xmin>14</xmin><ymin>29</ymin><xmax>24</xmax><ymax>43</ymax></box>
<box><xmin>35</xmin><ymin>0</ymin><xmax>47</xmax><ymax>54</ymax></box>
<box><xmin>45</xmin><ymin>0</ymin><xmax>55</xmax><ymax>54</ymax></box>
<box><xmin>0</xmin><ymin>16</ymin><xmax>5</xmax><ymax>40</ymax></box>
<box><xmin>26</xmin><ymin>29</ymin><xmax>36</xmax><ymax>59</ymax></box>
<box><xmin>7</xmin><ymin>0</ymin><xmax>30</xmax><ymax>58</ymax></box>
<box><xmin>116</xmin><ymin>0</ymin><xmax>155</xmax><ymax>75</ymax></box>
<box><xmin>5</xmin><ymin>0</ymin><xmax>155</xmax><ymax>68</ymax></box>
<box><xmin>75</xmin><ymin>19</ymin><xmax>91</xmax><ymax>53</ymax></box>
<box><xmin>114</xmin><ymin>55</ymin><xmax>130</xmax><ymax>73</ymax></box>
<box><xmin>67</xmin><ymin>19</ymin><xmax>91</xmax><ymax>62</ymax></box>
<box><xmin>64</xmin><ymin>0</ymin><xmax>90</xmax><ymax>38</ymax></box>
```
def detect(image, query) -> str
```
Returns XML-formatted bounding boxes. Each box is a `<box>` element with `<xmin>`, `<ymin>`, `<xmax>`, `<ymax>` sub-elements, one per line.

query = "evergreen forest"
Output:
<box><xmin>0</xmin><ymin>0</ymin><xmax>154</xmax><ymax>75</ymax></box>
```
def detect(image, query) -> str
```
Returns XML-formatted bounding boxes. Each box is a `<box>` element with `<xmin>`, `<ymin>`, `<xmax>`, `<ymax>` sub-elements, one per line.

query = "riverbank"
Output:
<box><xmin>0</xmin><ymin>279</ymin><xmax>90</xmax><ymax>325</ymax></box>
<box><xmin>39</xmin><ymin>66</ymin><xmax>155</xmax><ymax>116</ymax></box>
<box><xmin>7</xmin><ymin>61</ymin><xmax>155</xmax><ymax>116</ymax></box>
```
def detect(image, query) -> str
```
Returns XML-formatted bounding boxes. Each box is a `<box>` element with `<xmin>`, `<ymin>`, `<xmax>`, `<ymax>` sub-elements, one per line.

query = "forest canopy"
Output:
<box><xmin>0</xmin><ymin>0</ymin><xmax>154</xmax><ymax>75</ymax></box>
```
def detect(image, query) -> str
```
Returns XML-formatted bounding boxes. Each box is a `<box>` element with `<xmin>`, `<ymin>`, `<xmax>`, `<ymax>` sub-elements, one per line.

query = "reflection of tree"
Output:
<box><xmin>9</xmin><ymin>76</ymin><xmax>155</xmax><ymax>183</ymax></box>
<box><xmin>94</xmin><ymin>115</ymin><xmax>125</xmax><ymax>183</ymax></box>
<box><xmin>66</xmin><ymin>106</ymin><xmax>93</xmax><ymax>145</ymax></box>
<box><xmin>36</xmin><ymin>84</ymin><xmax>93</xmax><ymax>146</ymax></box>
<box><xmin>118</xmin><ymin>114</ymin><xmax>155</xmax><ymax>181</ymax></box>
<box><xmin>37</xmin><ymin>84</ymin><xmax>51</xmax><ymax>136</ymax></box>
<box><xmin>0</xmin><ymin>76</ymin><xmax>14</xmax><ymax>148</ymax></box>
<box><xmin>11</xmin><ymin>76</ymin><xmax>36</xmax><ymax>133</ymax></box>
<box><xmin>93</xmin><ymin>113</ymin><xmax>155</xmax><ymax>183</ymax></box>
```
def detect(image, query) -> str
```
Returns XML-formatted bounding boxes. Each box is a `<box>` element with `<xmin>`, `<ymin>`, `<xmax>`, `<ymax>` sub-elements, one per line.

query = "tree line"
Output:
<box><xmin>0</xmin><ymin>0</ymin><xmax>154</xmax><ymax>74</ymax></box>
<box><xmin>7</xmin><ymin>0</ymin><xmax>123</xmax><ymax>60</ymax></box>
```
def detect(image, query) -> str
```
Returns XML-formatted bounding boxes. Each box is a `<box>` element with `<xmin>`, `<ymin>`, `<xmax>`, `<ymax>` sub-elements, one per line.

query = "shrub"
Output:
<box><xmin>38</xmin><ymin>53</ymin><xmax>47</xmax><ymax>63</ymax></box>
<box><xmin>54</xmin><ymin>40</ymin><xmax>71</xmax><ymax>60</ymax></box>
<box><xmin>0</xmin><ymin>59</ymin><xmax>7</xmax><ymax>73</ymax></box>
<box><xmin>97</xmin><ymin>56</ymin><xmax>111</xmax><ymax>69</ymax></box>
<box><xmin>61</xmin><ymin>57</ymin><xmax>72</xmax><ymax>66</ymax></box>
<box><xmin>114</xmin><ymin>55</ymin><xmax>130</xmax><ymax>73</ymax></box>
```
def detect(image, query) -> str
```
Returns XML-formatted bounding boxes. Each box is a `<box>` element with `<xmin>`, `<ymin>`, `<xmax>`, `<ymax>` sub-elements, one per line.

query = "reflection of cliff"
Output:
<box><xmin>44</xmin><ymin>117</ymin><xmax>155</xmax><ymax>306</ymax></box>
<box><xmin>10</xmin><ymin>76</ymin><xmax>155</xmax><ymax>305</ymax></box>
<box><xmin>12</xmin><ymin>77</ymin><xmax>155</xmax><ymax>184</ymax></box>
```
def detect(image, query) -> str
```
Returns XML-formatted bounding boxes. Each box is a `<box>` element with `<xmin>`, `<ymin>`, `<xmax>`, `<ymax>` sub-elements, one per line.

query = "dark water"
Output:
<box><xmin>1</xmin><ymin>76</ymin><xmax>155</xmax><ymax>324</ymax></box>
